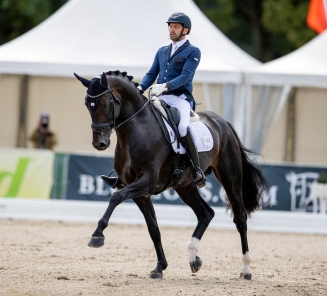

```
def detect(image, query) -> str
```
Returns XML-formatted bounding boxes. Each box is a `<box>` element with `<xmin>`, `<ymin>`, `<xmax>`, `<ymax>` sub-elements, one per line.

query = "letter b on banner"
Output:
<box><xmin>78</xmin><ymin>174</ymin><xmax>95</xmax><ymax>194</ymax></box>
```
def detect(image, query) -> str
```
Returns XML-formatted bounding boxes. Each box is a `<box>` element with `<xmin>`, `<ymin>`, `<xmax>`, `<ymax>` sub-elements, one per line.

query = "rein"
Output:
<box><xmin>90</xmin><ymin>83</ymin><xmax>149</xmax><ymax>138</ymax></box>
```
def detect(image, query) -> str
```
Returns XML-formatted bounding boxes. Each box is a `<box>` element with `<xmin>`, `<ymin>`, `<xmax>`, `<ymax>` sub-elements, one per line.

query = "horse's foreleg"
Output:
<box><xmin>175</xmin><ymin>185</ymin><xmax>215</xmax><ymax>273</ymax></box>
<box><xmin>88</xmin><ymin>173</ymin><xmax>152</xmax><ymax>248</ymax></box>
<box><xmin>133</xmin><ymin>196</ymin><xmax>167</xmax><ymax>279</ymax></box>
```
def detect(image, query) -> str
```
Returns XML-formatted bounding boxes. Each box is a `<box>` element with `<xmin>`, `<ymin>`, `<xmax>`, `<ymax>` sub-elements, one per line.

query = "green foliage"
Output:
<box><xmin>0</xmin><ymin>0</ymin><xmax>68</xmax><ymax>46</ymax></box>
<box><xmin>262</xmin><ymin>0</ymin><xmax>316</xmax><ymax>52</ymax></box>
<box><xmin>194</xmin><ymin>0</ymin><xmax>317</xmax><ymax>62</ymax></box>
<box><xmin>317</xmin><ymin>172</ymin><xmax>327</xmax><ymax>184</ymax></box>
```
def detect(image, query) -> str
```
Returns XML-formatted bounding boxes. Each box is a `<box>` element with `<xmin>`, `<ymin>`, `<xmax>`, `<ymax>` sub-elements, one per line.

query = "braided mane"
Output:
<box><xmin>105</xmin><ymin>70</ymin><xmax>140</xmax><ymax>89</ymax></box>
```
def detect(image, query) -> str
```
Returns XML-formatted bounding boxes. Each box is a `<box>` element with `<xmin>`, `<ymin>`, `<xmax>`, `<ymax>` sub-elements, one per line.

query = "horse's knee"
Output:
<box><xmin>199</xmin><ymin>207</ymin><xmax>215</xmax><ymax>226</ymax></box>
<box><xmin>109</xmin><ymin>191</ymin><xmax>124</xmax><ymax>205</ymax></box>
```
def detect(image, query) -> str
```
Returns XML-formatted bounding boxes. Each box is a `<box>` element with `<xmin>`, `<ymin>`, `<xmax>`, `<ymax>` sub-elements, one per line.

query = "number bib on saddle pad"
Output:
<box><xmin>163</xmin><ymin>119</ymin><xmax>214</xmax><ymax>154</ymax></box>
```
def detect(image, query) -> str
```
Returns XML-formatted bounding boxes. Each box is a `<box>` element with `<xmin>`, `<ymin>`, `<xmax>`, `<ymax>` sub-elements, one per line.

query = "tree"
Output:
<box><xmin>0</xmin><ymin>0</ymin><xmax>68</xmax><ymax>46</ymax></box>
<box><xmin>194</xmin><ymin>0</ymin><xmax>316</xmax><ymax>62</ymax></box>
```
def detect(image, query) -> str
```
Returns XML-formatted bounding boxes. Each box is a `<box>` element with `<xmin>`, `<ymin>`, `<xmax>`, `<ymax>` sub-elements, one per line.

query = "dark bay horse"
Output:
<box><xmin>74</xmin><ymin>71</ymin><xmax>267</xmax><ymax>280</ymax></box>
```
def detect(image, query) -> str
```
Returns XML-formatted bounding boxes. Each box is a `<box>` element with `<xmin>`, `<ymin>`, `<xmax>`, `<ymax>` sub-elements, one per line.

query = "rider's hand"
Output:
<box><xmin>151</xmin><ymin>84</ymin><xmax>167</xmax><ymax>96</ymax></box>
<box><xmin>137</xmin><ymin>85</ymin><xmax>144</xmax><ymax>94</ymax></box>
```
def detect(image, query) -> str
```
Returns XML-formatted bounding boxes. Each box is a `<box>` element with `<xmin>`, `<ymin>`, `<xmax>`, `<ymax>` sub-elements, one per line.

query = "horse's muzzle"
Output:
<box><xmin>92</xmin><ymin>136</ymin><xmax>110</xmax><ymax>150</ymax></box>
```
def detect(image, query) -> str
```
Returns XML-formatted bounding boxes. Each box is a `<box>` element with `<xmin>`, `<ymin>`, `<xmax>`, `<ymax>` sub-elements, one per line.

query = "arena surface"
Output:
<box><xmin>0</xmin><ymin>219</ymin><xmax>326</xmax><ymax>296</ymax></box>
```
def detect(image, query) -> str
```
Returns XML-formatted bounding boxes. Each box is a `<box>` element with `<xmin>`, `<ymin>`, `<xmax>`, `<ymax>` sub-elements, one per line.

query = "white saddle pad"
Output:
<box><xmin>163</xmin><ymin>118</ymin><xmax>214</xmax><ymax>154</ymax></box>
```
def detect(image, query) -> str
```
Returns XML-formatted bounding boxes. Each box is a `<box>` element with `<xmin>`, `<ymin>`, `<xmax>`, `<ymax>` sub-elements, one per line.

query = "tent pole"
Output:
<box><xmin>285</xmin><ymin>88</ymin><xmax>297</xmax><ymax>162</ymax></box>
<box><xmin>17</xmin><ymin>75</ymin><xmax>29</xmax><ymax>148</ymax></box>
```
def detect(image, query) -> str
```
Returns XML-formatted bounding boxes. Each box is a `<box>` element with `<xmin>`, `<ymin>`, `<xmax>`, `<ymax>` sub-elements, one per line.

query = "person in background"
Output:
<box><xmin>29</xmin><ymin>112</ymin><xmax>57</xmax><ymax>150</ymax></box>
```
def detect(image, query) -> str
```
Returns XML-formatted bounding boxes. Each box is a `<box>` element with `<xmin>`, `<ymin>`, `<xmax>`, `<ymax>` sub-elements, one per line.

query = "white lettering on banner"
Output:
<box><xmin>161</xmin><ymin>189</ymin><xmax>179</xmax><ymax>201</ymax></box>
<box><xmin>78</xmin><ymin>175</ymin><xmax>116</xmax><ymax>196</ymax></box>
<box><xmin>262</xmin><ymin>186</ymin><xmax>278</xmax><ymax>207</ymax></box>
<box><xmin>152</xmin><ymin>181</ymin><xmax>223</xmax><ymax>204</ymax></box>
<box><xmin>78</xmin><ymin>174</ymin><xmax>95</xmax><ymax>194</ymax></box>
<box><xmin>286</xmin><ymin>172</ymin><xmax>319</xmax><ymax>212</ymax></box>
<box><xmin>199</xmin><ymin>182</ymin><xmax>219</xmax><ymax>203</ymax></box>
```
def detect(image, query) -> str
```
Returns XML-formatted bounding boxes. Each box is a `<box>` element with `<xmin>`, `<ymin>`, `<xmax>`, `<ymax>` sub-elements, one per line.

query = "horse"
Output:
<box><xmin>74</xmin><ymin>70</ymin><xmax>267</xmax><ymax>280</ymax></box>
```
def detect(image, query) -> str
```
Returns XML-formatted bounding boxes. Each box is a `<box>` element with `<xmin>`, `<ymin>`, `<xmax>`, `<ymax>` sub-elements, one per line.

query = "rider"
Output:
<box><xmin>102</xmin><ymin>12</ymin><xmax>206</xmax><ymax>188</ymax></box>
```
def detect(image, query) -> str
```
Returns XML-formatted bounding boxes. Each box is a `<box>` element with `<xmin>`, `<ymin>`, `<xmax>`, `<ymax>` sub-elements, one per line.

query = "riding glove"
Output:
<box><xmin>137</xmin><ymin>85</ymin><xmax>144</xmax><ymax>94</ymax></box>
<box><xmin>151</xmin><ymin>83</ymin><xmax>167</xmax><ymax>96</ymax></box>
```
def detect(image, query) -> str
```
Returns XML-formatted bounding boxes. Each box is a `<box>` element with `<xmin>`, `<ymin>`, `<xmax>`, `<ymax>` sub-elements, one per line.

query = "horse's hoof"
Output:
<box><xmin>149</xmin><ymin>271</ymin><xmax>163</xmax><ymax>279</ymax></box>
<box><xmin>190</xmin><ymin>256</ymin><xmax>202</xmax><ymax>273</ymax></box>
<box><xmin>88</xmin><ymin>236</ymin><xmax>105</xmax><ymax>248</ymax></box>
<box><xmin>239</xmin><ymin>273</ymin><xmax>252</xmax><ymax>280</ymax></box>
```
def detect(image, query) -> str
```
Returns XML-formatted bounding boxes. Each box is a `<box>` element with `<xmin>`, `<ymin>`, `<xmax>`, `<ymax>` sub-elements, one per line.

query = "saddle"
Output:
<box><xmin>150</xmin><ymin>96</ymin><xmax>200</xmax><ymax>125</ymax></box>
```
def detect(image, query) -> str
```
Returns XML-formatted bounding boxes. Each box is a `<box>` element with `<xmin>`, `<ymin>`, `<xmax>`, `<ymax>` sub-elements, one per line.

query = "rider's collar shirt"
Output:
<box><xmin>170</xmin><ymin>39</ymin><xmax>187</xmax><ymax>57</ymax></box>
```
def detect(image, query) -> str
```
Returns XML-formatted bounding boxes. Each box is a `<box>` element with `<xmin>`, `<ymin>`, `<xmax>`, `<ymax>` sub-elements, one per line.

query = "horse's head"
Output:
<box><xmin>74</xmin><ymin>72</ymin><xmax>121</xmax><ymax>150</ymax></box>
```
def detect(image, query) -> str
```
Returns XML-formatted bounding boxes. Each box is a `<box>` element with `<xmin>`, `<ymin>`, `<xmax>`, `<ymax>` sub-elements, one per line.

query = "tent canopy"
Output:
<box><xmin>0</xmin><ymin>0</ymin><xmax>259</xmax><ymax>84</ymax></box>
<box><xmin>246</xmin><ymin>30</ymin><xmax>327</xmax><ymax>88</ymax></box>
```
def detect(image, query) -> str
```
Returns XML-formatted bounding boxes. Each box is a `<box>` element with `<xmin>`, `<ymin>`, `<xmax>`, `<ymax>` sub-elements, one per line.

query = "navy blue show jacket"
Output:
<box><xmin>139</xmin><ymin>40</ymin><xmax>201</xmax><ymax>102</ymax></box>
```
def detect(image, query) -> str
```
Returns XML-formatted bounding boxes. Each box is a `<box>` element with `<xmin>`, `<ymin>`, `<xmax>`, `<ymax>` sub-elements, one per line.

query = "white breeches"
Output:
<box><xmin>159</xmin><ymin>95</ymin><xmax>190</xmax><ymax>137</ymax></box>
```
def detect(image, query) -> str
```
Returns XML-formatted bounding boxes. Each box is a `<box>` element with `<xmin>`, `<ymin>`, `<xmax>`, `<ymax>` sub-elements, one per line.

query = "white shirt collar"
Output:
<box><xmin>171</xmin><ymin>38</ymin><xmax>187</xmax><ymax>49</ymax></box>
<box><xmin>170</xmin><ymin>39</ymin><xmax>187</xmax><ymax>57</ymax></box>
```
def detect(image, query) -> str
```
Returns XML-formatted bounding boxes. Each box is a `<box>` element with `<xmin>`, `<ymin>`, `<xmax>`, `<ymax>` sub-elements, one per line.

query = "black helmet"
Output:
<box><xmin>166</xmin><ymin>12</ymin><xmax>191</xmax><ymax>34</ymax></box>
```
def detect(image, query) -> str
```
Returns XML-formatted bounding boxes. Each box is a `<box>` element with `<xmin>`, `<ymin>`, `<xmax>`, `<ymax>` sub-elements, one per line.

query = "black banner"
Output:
<box><xmin>65</xmin><ymin>154</ymin><xmax>327</xmax><ymax>212</ymax></box>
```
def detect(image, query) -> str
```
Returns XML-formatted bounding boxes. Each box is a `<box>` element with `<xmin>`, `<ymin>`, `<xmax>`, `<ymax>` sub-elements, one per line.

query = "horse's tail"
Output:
<box><xmin>226</xmin><ymin>122</ymin><xmax>268</xmax><ymax>216</ymax></box>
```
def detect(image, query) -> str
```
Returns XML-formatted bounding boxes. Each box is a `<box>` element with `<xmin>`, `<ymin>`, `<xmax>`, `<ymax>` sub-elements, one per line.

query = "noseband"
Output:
<box><xmin>89</xmin><ymin>79</ymin><xmax>149</xmax><ymax>138</ymax></box>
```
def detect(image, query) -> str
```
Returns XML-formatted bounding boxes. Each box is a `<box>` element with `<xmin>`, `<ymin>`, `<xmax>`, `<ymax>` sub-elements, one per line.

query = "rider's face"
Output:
<box><xmin>169</xmin><ymin>23</ymin><xmax>188</xmax><ymax>42</ymax></box>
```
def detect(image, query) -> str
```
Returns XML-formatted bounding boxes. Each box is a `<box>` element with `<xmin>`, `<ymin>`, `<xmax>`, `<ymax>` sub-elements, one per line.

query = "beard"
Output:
<box><xmin>170</xmin><ymin>34</ymin><xmax>179</xmax><ymax>41</ymax></box>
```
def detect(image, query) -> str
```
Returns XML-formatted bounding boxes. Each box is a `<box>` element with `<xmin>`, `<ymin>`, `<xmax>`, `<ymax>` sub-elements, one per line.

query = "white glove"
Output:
<box><xmin>151</xmin><ymin>83</ymin><xmax>167</xmax><ymax>96</ymax></box>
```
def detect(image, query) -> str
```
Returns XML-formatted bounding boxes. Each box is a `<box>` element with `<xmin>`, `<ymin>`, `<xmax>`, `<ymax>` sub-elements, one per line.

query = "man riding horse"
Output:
<box><xmin>102</xmin><ymin>12</ymin><xmax>206</xmax><ymax>188</ymax></box>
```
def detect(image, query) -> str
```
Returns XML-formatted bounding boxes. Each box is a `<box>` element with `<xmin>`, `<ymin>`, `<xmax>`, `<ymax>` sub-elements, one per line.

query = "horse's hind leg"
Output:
<box><xmin>215</xmin><ymin>162</ymin><xmax>252</xmax><ymax>280</ymax></box>
<box><xmin>133</xmin><ymin>196</ymin><xmax>167</xmax><ymax>279</ymax></box>
<box><xmin>175</xmin><ymin>185</ymin><xmax>215</xmax><ymax>273</ymax></box>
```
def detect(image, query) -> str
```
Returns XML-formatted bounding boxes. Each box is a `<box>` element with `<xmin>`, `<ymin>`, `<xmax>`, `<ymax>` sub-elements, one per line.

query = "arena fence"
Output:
<box><xmin>0</xmin><ymin>148</ymin><xmax>327</xmax><ymax>234</ymax></box>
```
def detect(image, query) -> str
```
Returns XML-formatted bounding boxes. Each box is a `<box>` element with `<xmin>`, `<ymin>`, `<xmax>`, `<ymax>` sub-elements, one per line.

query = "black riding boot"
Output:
<box><xmin>100</xmin><ymin>171</ymin><xmax>125</xmax><ymax>190</ymax></box>
<box><xmin>182</xmin><ymin>127</ymin><xmax>206</xmax><ymax>188</ymax></box>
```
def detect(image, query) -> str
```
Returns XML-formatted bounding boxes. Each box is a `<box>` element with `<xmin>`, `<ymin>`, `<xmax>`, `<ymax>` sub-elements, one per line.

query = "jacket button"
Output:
<box><xmin>164</xmin><ymin>77</ymin><xmax>166</xmax><ymax>79</ymax></box>
<box><xmin>167</xmin><ymin>63</ymin><xmax>169</xmax><ymax>65</ymax></box>
<box><xmin>165</xmin><ymin>70</ymin><xmax>167</xmax><ymax>72</ymax></box>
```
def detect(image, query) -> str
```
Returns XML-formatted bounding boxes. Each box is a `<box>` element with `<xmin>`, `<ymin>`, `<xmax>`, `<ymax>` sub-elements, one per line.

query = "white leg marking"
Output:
<box><xmin>187</xmin><ymin>237</ymin><xmax>200</xmax><ymax>263</ymax></box>
<box><xmin>241</xmin><ymin>252</ymin><xmax>252</xmax><ymax>274</ymax></box>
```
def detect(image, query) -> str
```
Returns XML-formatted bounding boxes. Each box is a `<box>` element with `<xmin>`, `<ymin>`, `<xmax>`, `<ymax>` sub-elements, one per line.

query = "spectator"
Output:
<box><xmin>29</xmin><ymin>112</ymin><xmax>57</xmax><ymax>150</ymax></box>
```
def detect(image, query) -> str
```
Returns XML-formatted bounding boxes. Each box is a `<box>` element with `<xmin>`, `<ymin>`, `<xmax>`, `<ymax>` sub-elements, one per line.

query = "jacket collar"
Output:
<box><xmin>167</xmin><ymin>40</ymin><xmax>190</xmax><ymax>61</ymax></box>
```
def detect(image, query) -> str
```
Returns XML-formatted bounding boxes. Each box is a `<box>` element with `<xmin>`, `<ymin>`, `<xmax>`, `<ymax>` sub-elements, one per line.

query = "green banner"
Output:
<box><xmin>0</xmin><ymin>148</ymin><xmax>54</xmax><ymax>199</ymax></box>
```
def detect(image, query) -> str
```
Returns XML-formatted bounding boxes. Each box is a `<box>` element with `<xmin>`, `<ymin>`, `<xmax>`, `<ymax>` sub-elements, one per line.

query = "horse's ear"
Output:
<box><xmin>100</xmin><ymin>72</ymin><xmax>108</xmax><ymax>89</ymax></box>
<box><xmin>74</xmin><ymin>73</ymin><xmax>91</xmax><ymax>88</ymax></box>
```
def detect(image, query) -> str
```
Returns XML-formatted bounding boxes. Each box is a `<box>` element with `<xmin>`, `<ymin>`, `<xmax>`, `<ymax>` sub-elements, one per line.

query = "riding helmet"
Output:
<box><xmin>166</xmin><ymin>12</ymin><xmax>191</xmax><ymax>34</ymax></box>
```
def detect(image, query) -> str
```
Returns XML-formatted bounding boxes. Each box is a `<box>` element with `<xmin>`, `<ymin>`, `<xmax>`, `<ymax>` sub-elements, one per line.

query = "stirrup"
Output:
<box><xmin>192</xmin><ymin>167</ymin><xmax>206</xmax><ymax>188</ymax></box>
<box><xmin>100</xmin><ymin>170</ymin><xmax>124</xmax><ymax>189</ymax></box>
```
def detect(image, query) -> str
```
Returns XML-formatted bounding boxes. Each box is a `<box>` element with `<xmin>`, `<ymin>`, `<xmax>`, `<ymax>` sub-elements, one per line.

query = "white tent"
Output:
<box><xmin>0</xmin><ymin>0</ymin><xmax>259</xmax><ymax>84</ymax></box>
<box><xmin>247</xmin><ymin>30</ymin><xmax>327</xmax><ymax>88</ymax></box>
<box><xmin>245</xmin><ymin>31</ymin><xmax>327</xmax><ymax>164</ymax></box>
<box><xmin>0</xmin><ymin>0</ymin><xmax>260</xmax><ymax>152</ymax></box>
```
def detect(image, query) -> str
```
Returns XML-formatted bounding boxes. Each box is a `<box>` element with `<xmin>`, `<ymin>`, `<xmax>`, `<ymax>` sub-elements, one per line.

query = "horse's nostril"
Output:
<box><xmin>92</xmin><ymin>142</ymin><xmax>107</xmax><ymax>150</ymax></box>
<box><xmin>99</xmin><ymin>142</ymin><xmax>107</xmax><ymax>150</ymax></box>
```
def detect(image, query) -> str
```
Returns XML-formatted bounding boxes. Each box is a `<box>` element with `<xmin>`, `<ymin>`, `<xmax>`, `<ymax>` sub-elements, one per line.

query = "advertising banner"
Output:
<box><xmin>0</xmin><ymin>148</ymin><xmax>54</xmax><ymax>199</ymax></box>
<box><xmin>65</xmin><ymin>154</ymin><xmax>327</xmax><ymax>212</ymax></box>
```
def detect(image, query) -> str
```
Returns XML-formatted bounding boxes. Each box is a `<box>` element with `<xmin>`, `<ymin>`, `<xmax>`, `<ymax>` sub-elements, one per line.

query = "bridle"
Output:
<box><xmin>88</xmin><ymin>79</ymin><xmax>149</xmax><ymax>138</ymax></box>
